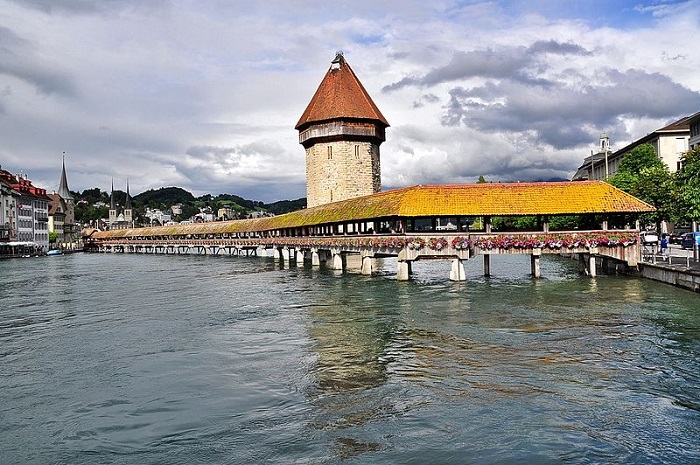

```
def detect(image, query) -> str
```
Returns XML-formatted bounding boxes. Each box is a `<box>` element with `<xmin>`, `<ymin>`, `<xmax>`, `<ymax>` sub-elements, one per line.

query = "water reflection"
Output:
<box><xmin>307</xmin><ymin>302</ymin><xmax>389</xmax><ymax>393</ymax></box>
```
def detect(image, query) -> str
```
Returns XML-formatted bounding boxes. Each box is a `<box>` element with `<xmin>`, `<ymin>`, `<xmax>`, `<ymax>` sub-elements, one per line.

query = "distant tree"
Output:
<box><xmin>134</xmin><ymin>187</ymin><xmax>195</xmax><ymax>206</ymax></box>
<box><xmin>49</xmin><ymin>231</ymin><xmax>58</xmax><ymax>244</ymax></box>
<box><xmin>491</xmin><ymin>216</ymin><xmax>537</xmax><ymax>231</ymax></box>
<box><xmin>634</xmin><ymin>165</ymin><xmax>677</xmax><ymax>230</ymax></box>
<box><xmin>615</xmin><ymin>143</ymin><xmax>664</xmax><ymax>178</ymax></box>
<box><xmin>74</xmin><ymin>203</ymin><xmax>109</xmax><ymax>224</ymax></box>
<box><xmin>78</xmin><ymin>187</ymin><xmax>109</xmax><ymax>205</ymax></box>
<box><xmin>477</xmin><ymin>175</ymin><xmax>487</xmax><ymax>184</ymax></box>
<box><xmin>675</xmin><ymin>147</ymin><xmax>700</xmax><ymax>223</ymax></box>
<box><xmin>266</xmin><ymin>198</ymin><xmax>307</xmax><ymax>214</ymax></box>
<box><xmin>176</xmin><ymin>203</ymin><xmax>199</xmax><ymax>222</ymax></box>
<box><xmin>607</xmin><ymin>143</ymin><xmax>675</xmax><ymax>229</ymax></box>
<box><xmin>608</xmin><ymin>170</ymin><xmax>637</xmax><ymax>193</ymax></box>
<box><xmin>549</xmin><ymin>215</ymin><xmax>584</xmax><ymax>231</ymax></box>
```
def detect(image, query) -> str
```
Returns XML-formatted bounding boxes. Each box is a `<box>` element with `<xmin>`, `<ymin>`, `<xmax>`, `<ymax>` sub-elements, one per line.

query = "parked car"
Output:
<box><xmin>669</xmin><ymin>231</ymin><xmax>687</xmax><ymax>245</ymax></box>
<box><xmin>681</xmin><ymin>232</ymin><xmax>700</xmax><ymax>249</ymax></box>
<box><xmin>640</xmin><ymin>230</ymin><xmax>659</xmax><ymax>245</ymax></box>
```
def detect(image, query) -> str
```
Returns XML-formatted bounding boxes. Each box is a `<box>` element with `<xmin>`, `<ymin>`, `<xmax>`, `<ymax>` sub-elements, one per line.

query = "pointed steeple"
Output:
<box><xmin>123</xmin><ymin>179</ymin><xmax>133</xmax><ymax>226</ymax></box>
<box><xmin>110</xmin><ymin>178</ymin><xmax>116</xmax><ymax>210</ymax></box>
<box><xmin>125</xmin><ymin>179</ymin><xmax>131</xmax><ymax>209</ymax></box>
<box><xmin>57</xmin><ymin>152</ymin><xmax>74</xmax><ymax>201</ymax></box>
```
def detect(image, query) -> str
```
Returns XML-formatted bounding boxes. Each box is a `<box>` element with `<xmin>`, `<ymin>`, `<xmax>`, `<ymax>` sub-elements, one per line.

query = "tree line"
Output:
<box><xmin>72</xmin><ymin>186</ymin><xmax>306</xmax><ymax>226</ymax></box>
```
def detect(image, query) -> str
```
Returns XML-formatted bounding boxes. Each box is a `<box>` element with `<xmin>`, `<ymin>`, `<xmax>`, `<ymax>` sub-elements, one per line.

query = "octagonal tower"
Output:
<box><xmin>296</xmin><ymin>53</ymin><xmax>389</xmax><ymax>208</ymax></box>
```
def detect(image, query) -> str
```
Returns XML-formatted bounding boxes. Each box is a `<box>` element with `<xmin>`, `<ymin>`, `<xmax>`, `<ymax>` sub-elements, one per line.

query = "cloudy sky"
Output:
<box><xmin>1</xmin><ymin>0</ymin><xmax>699</xmax><ymax>202</ymax></box>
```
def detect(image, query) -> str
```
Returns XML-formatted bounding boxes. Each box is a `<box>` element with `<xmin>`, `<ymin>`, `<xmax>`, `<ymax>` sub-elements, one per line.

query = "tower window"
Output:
<box><xmin>355</xmin><ymin>145</ymin><xmax>360</xmax><ymax>159</ymax></box>
<box><xmin>327</xmin><ymin>146</ymin><xmax>332</xmax><ymax>159</ymax></box>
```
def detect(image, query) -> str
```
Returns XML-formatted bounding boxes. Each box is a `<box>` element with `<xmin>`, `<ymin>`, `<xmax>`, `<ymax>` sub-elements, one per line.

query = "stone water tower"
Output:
<box><xmin>296</xmin><ymin>53</ymin><xmax>389</xmax><ymax>208</ymax></box>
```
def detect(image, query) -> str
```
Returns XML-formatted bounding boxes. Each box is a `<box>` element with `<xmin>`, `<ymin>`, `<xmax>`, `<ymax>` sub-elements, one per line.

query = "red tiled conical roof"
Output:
<box><xmin>295</xmin><ymin>53</ymin><xmax>389</xmax><ymax>130</ymax></box>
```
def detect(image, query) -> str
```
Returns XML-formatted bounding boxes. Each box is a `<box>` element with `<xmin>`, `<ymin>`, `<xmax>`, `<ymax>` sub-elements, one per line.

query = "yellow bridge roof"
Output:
<box><xmin>90</xmin><ymin>181</ymin><xmax>654</xmax><ymax>239</ymax></box>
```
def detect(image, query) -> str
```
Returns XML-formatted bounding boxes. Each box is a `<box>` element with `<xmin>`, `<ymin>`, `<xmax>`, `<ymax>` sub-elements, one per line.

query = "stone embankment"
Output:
<box><xmin>632</xmin><ymin>246</ymin><xmax>700</xmax><ymax>292</ymax></box>
<box><xmin>635</xmin><ymin>262</ymin><xmax>700</xmax><ymax>293</ymax></box>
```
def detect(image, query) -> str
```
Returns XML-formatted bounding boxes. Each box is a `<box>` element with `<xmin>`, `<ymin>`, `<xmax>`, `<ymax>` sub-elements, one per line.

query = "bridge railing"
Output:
<box><xmin>91</xmin><ymin>230</ymin><xmax>641</xmax><ymax>263</ymax></box>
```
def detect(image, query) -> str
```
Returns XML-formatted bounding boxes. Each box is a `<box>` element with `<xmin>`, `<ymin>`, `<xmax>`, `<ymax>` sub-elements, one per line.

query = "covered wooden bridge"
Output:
<box><xmin>83</xmin><ymin>181</ymin><xmax>655</xmax><ymax>281</ymax></box>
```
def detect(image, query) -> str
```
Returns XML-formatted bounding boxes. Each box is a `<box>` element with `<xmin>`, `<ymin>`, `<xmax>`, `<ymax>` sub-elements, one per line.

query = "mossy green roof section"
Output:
<box><xmin>90</xmin><ymin>181</ymin><xmax>654</xmax><ymax>239</ymax></box>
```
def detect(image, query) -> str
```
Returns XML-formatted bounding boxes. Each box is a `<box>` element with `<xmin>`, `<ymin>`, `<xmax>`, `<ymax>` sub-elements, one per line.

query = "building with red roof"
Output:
<box><xmin>0</xmin><ymin>167</ymin><xmax>51</xmax><ymax>253</ymax></box>
<box><xmin>296</xmin><ymin>52</ymin><xmax>389</xmax><ymax>207</ymax></box>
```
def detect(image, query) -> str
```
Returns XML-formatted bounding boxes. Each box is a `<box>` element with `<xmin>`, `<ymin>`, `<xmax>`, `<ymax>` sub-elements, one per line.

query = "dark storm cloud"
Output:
<box><xmin>0</xmin><ymin>26</ymin><xmax>76</xmax><ymax>96</ymax></box>
<box><xmin>384</xmin><ymin>37</ymin><xmax>700</xmax><ymax>152</ymax></box>
<box><xmin>179</xmin><ymin>144</ymin><xmax>304</xmax><ymax>202</ymax></box>
<box><xmin>383</xmin><ymin>40</ymin><xmax>592</xmax><ymax>92</ymax></box>
<box><xmin>443</xmin><ymin>68</ymin><xmax>700</xmax><ymax>149</ymax></box>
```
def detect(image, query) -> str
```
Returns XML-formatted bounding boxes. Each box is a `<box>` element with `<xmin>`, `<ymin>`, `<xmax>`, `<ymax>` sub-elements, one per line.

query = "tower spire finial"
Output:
<box><xmin>331</xmin><ymin>51</ymin><xmax>345</xmax><ymax>69</ymax></box>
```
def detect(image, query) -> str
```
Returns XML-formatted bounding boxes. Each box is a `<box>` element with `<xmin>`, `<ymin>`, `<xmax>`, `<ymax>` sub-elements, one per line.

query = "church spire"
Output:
<box><xmin>110</xmin><ymin>178</ymin><xmax>116</xmax><ymax>210</ymax></box>
<box><xmin>125</xmin><ymin>179</ymin><xmax>131</xmax><ymax>209</ymax></box>
<box><xmin>57</xmin><ymin>152</ymin><xmax>74</xmax><ymax>201</ymax></box>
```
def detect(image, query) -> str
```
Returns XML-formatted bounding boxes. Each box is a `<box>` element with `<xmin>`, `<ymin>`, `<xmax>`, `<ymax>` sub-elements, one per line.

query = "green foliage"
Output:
<box><xmin>176</xmin><ymin>204</ymin><xmax>199</xmax><ymax>222</ymax></box>
<box><xmin>134</xmin><ymin>187</ymin><xmax>195</xmax><ymax>205</ymax></box>
<box><xmin>608</xmin><ymin>170</ymin><xmax>636</xmax><ymax>192</ymax></box>
<box><xmin>266</xmin><ymin>198</ymin><xmax>307</xmax><ymax>215</ymax></box>
<box><xmin>477</xmin><ymin>175</ymin><xmax>487</xmax><ymax>183</ymax></box>
<box><xmin>675</xmin><ymin>147</ymin><xmax>700</xmax><ymax>221</ymax></box>
<box><xmin>549</xmin><ymin>215</ymin><xmax>584</xmax><ymax>231</ymax></box>
<box><xmin>634</xmin><ymin>165</ymin><xmax>676</xmax><ymax>225</ymax></box>
<box><xmin>607</xmin><ymin>143</ymin><xmax>675</xmax><ymax>227</ymax></box>
<box><xmin>616</xmin><ymin>143</ymin><xmax>664</xmax><ymax>177</ymax></box>
<box><xmin>74</xmin><ymin>202</ymin><xmax>109</xmax><ymax>224</ymax></box>
<box><xmin>78</xmin><ymin>188</ymin><xmax>109</xmax><ymax>204</ymax></box>
<box><xmin>492</xmin><ymin>216</ymin><xmax>538</xmax><ymax>231</ymax></box>
<box><xmin>49</xmin><ymin>231</ymin><xmax>58</xmax><ymax>243</ymax></box>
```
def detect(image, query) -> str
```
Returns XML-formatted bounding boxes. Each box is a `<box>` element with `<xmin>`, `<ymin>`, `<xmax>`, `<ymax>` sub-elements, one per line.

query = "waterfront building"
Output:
<box><xmin>145</xmin><ymin>207</ymin><xmax>172</xmax><ymax>226</ymax></box>
<box><xmin>296</xmin><ymin>52</ymin><xmax>389</xmax><ymax>208</ymax></box>
<box><xmin>687</xmin><ymin>111</ymin><xmax>700</xmax><ymax>151</ymax></box>
<box><xmin>0</xmin><ymin>168</ymin><xmax>50</xmax><ymax>252</ymax></box>
<box><xmin>573</xmin><ymin>114</ymin><xmax>694</xmax><ymax>180</ymax></box>
<box><xmin>47</xmin><ymin>193</ymin><xmax>67</xmax><ymax>246</ymax></box>
<box><xmin>48</xmin><ymin>156</ymin><xmax>78</xmax><ymax>248</ymax></box>
<box><xmin>56</xmin><ymin>156</ymin><xmax>77</xmax><ymax>246</ymax></box>
<box><xmin>573</xmin><ymin>133</ymin><xmax>612</xmax><ymax>181</ymax></box>
<box><xmin>217</xmin><ymin>207</ymin><xmax>236</xmax><ymax>221</ymax></box>
<box><xmin>0</xmin><ymin>173</ymin><xmax>19</xmax><ymax>242</ymax></box>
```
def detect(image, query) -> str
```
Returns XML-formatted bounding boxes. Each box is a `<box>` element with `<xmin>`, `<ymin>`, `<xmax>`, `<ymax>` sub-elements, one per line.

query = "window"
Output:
<box><xmin>355</xmin><ymin>145</ymin><xmax>360</xmax><ymax>159</ymax></box>
<box><xmin>327</xmin><ymin>146</ymin><xmax>332</xmax><ymax>160</ymax></box>
<box><xmin>676</xmin><ymin>137</ymin><xmax>686</xmax><ymax>154</ymax></box>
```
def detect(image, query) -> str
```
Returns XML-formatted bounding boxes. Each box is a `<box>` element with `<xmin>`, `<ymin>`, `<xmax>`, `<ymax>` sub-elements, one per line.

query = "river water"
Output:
<box><xmin>1</xmin><ymin>252</ymin><xmax>698</xmax><ymax>464</ymax></box>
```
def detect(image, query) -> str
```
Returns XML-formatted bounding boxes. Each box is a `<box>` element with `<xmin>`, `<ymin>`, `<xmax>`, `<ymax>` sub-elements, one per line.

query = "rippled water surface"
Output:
<box><xmin>1</xmin><ymin>253</ymin><xmax>699</xmax><ymax>464</ymax></box>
